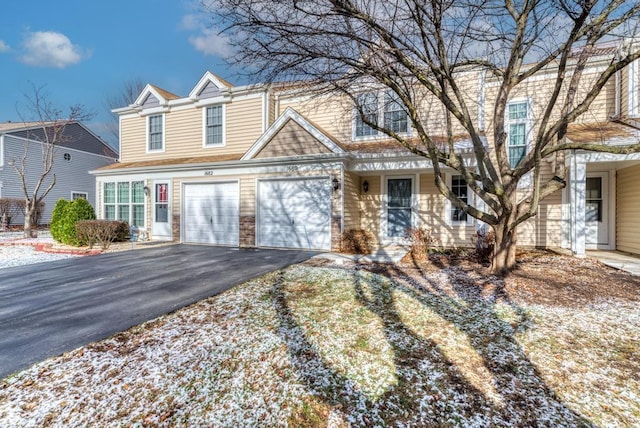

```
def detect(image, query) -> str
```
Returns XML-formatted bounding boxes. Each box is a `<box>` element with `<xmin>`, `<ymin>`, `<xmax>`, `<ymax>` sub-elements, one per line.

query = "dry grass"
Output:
<box><xmin>0</xmin><ymin>251</ymin><xmax>638</xmax><ymax>427</ymax></box>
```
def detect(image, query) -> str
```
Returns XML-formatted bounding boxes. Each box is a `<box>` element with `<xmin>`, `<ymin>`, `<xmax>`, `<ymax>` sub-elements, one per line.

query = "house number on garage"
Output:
<box><xmin>204</xmin><ymin>170</ymin><xmax>214</xmax><ymax>176</ymax></box>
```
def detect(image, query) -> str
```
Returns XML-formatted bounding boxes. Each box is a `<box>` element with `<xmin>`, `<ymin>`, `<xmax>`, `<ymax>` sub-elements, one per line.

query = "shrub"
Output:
<box><xmin>50</xmin><ymin>198</ymin><xmax>96</xmax><ymax>246</ymax></box>
<box><xmin>76</xmin><ymin>220</ymin><xmax>130</xmax><ymax>250</ymax></box>
<box><xmin>471</xmin><ymin>228</ymin><xmax>495</xmax><ymax>264</ymax></box>
<box><xmin>0</xmin><ymin>198</ymin><xmax>24</xmax><ymax>226</ymax></box>
<box><xmin>341</xmin><ymin>229</ymin><xmax>374</xmax><ymax>254</ymax></box>
<box><xmin>404</xmin><ymin>227</ymin><xmax>439</xmax><ymax>261</ymax></box>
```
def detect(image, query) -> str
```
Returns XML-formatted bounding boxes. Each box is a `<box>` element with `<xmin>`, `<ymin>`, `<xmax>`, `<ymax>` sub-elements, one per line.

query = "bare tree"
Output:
<box><xmin>13</xmin><ymin>84</ymin><xmax>94</xmax><ymax>238</ymax></box>
<box><xmin>213</xmin><ymin>0</ymin><xmax>640</xmax><ymax>274</ymax></box>
<box><xmin>104</xmin><ymin>77</ymin><xmax>145</xmax><ymax>143</ymax></box>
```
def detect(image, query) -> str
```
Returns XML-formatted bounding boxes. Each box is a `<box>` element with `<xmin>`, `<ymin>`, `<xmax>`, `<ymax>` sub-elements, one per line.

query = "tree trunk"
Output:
<box><xmin>491</xmin><ymin>219</ymin><xmax>518</xmax><ymax>275</ymax></box>
<box><xmin>23</xmin><ymin>200</ymin><xmax>38</xmax><ymax>238</ymax></box>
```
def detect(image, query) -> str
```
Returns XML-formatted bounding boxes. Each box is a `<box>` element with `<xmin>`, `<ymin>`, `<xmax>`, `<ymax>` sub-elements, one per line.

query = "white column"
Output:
<box><xmin>570</xmin><ymin>152</ymin><xmax>587</xmax><ymax>257</ymax></box>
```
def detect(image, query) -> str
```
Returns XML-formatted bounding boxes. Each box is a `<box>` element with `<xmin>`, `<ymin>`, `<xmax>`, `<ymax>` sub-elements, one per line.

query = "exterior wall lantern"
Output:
<box><xmin>362</xmin><ymin>180</ymin><xmax>369</xmax><ymax>193</ymax></box>
<box><xmin>143</xmin><ymin>185</ymin><xmax>150</xmax><ymax>197</ymax></box>
<box><xmin>332</xmin><ymin>177</ymin><xmax>339</xmax><ymax>191</ymax></box>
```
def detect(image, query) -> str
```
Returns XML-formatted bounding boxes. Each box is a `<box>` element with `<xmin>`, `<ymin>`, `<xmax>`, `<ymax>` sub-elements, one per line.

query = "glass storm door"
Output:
<box><xmin>585</xmin><ymin>173</ymin><xmax>608</xmax><ymax>247</ymax></box>
<box><xmin>152</xmin><ymin>180</ymin><xmax>172</xmax><ymax>240</ymax></box>
<box><xmin>387</xmin><ymin>178</ymin><xmax>412</xmax><ymax>238</ymax></box>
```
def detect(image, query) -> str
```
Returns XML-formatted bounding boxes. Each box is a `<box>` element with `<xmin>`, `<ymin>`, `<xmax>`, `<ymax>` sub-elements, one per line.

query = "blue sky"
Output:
<box><xmin>0</xmin><ymin>0</ymin><xmax>237</xmax><ymax>147</ymax></box>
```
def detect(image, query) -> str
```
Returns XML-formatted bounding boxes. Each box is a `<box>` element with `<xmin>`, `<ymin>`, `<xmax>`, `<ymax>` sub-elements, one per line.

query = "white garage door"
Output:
<box><xmin>183</xmin><ymin>182</ymin><xmax>239</xmax><ymax>246</ymax></box>
<box><xmin>258</xmin><ymin>178</ymin><xmax>331</xmax><ymax>250</ymax></box>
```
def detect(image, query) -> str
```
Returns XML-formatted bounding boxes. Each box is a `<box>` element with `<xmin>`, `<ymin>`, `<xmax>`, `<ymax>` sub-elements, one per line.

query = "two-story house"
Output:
<box><xmin>1</xmin><ymin>121</ymin><xmax>117</xmax><ymax>224</ymax></box>
<box><xmin>93</xmin><ymin>54</ymin><xmax>640</xmax><ymax>257</ymax></box>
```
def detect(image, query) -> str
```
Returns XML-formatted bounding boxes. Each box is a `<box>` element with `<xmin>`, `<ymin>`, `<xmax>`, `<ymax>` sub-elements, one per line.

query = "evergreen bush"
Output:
<box><xmin>50</xmin><ymin>198</ymin><xmax>96</xmax><ymax>246</ymax></box>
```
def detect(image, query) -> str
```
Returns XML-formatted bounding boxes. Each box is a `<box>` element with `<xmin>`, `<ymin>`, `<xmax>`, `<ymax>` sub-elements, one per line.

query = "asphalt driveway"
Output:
<box><xmin>0</xmin><ymin>245</ymin><xmax>309</xmax><ymax>379</ymax></box>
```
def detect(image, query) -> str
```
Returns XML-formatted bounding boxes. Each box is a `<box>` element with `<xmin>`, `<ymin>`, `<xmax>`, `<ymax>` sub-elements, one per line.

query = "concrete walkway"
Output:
<box><xmin>314</xmin><ymin>244</ymin><xmax>408</xmax><ymax>264</ymax></box>
<box><xmin>587</xmin><ymin>250</ymin><xmax>640</xmax><ymax>276</ymax></box>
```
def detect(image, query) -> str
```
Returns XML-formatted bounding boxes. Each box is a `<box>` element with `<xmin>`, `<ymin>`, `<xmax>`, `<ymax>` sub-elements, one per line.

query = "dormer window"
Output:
<box><xmin>148</xmin><ymin>114</ymin><xmax>164</xmax><ymax>152</ymax></box>
<box><xmin>204</xmin><ymin>105</ymin><xmax>224</xmax><ymax>147</ymax></box>
<box><xmin>354</xmin><ymin>90</ymin><xmax>409</xmax><ymax>139</ymax></box>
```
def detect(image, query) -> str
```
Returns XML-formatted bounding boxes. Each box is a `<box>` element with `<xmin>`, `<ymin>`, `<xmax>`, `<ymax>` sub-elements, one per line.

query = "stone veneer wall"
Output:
<box><xmin>240</xmin><ymin>216</ymin><xmax>256</xmax><ymax>248</ymax></box>
<box><xmin>172</xmin><ymin>214</ymin><xmax>180</xmax><ymax>242</ymax></box>
<box><xmin>331</xmin><ymin>216</ymin><xmax>342</xmax><ymax>252</ymax></box>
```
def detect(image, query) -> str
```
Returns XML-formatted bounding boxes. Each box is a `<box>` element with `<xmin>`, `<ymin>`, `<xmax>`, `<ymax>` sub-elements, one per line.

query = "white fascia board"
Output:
<box><xmin>189</xmin><ymin>71</ymin><xmax>231</xmax><ymax>99</ymax></box>
<box><xmin>134</xmin><ymin>84</ymin><xmax>169</xmax><ymax>107</ymax></box>
<box><xmin>242</xmin><ymin>107</ymin><xmax>345</xmax><ymax>160</ymax></box>
<box><xmin>90</xmin><ymin>152</ymin><xmax>350</xmax><ymax>176</ymax></box>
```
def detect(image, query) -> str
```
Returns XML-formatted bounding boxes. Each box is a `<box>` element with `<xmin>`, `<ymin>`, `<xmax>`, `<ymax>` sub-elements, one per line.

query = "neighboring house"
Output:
<box><xmin>0</xmin><ymin>121</ymin><xmax>118</xmax><ymax>224</ymax></box>
<box><xmin>93</xmin><ymin>53</ymin><xmax>640</xmax><ymax>257</ymax></box>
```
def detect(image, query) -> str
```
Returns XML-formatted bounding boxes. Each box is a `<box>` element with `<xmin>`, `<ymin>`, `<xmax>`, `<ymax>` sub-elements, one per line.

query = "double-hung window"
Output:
<box><xmin>450</xmin><ymin>175</ymin><xmax>469</xmax><ymax>223</ymax></box>
<box><xmin>355</xmin><ymin>92</ymin><xmax>379</xmax><ymax>138</ymax></box>
<box><xmin>507</xmin><ymin>101</ymin><xmax>530</xmax><ymax>168</ymax></box>
<box><xmin>384</xmin><ymin>91</ymin><xmax>408</xmax><ymax>133</ymax></box>
<box><xmin>355</xmin><ymin>90</ymin><xmax>409</xmax><ymax>139</ymax></box>
<box><xmin>103</xmin><ymin>181</ymin><xmax>145</xmax><ymax>227</ymax></box>
<box><xmin>204</xmin><ymin>105</ymin><xmax>224</xmax><ymax>146</ymax></box>
<box><xmin>148</xmin><ymin>114</ymin><xmax>164</xmax><ymax>151</ymax></box>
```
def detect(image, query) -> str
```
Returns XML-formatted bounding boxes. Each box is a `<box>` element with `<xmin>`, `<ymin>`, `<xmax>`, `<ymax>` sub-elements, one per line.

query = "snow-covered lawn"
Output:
<box><xmin>0</xmin><ymin>255</ymin><xmax>638</xmax><ymax>427</ymax></box>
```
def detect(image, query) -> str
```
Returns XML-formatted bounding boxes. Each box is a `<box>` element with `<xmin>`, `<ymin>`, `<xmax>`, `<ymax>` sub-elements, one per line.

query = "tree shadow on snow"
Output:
<box><xmin>270</xmin><ymin>262</ymin><xmax>594</xmax><ymax>427</ymax></box>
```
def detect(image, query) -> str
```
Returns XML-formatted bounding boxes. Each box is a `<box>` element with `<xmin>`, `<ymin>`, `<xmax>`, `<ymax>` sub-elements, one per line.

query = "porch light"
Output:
<box><xmin>143</xmin><ymin>185</ymin><xmax>150</xmax><ymax>197</ymax></box>
<box><xmin>332</xmin><ymin>177</ymin><xmax>339</xmax><ymax>191</ymax></box>
<box><xmin>362</xmin><ymin>180</ymin><xmax>369</xmax><ymax>193</ymax></box>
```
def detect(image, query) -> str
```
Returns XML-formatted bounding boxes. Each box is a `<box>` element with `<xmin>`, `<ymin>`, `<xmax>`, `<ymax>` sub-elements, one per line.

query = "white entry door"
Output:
<box><xmin>257</xmin><ymin>178</ymin><xmax>331</xmax><ymax>250</ymax></box>
<box><xmin>585</xmin><ymin>173</ymin><xmax>609</xmax><ymax>247</ymax></box>
<box><xmin>183</xmin><ymin>182</ymin><xmax>239</xmax><ymax>246</ymax></box>
<box><xmin>152</xmin><ymin>180</ymin><xmax>172</xmax><ymax>240</ymax></box>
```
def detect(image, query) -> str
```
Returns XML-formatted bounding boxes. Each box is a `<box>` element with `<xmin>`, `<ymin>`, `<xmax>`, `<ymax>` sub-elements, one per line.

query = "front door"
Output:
<box><xmin>387</xmin><ymin>178</ymin><xmax>413</xmax><ymax>238</ymax></box>
<box><xmin>585</xmin><ymin>173</ymin><xmax>609</xmax><ymax>247</ymax></box>
<box><xmin>152</xmin><ymin>180</ymin><xmax>172</xmax><ymax>240</ymax></box>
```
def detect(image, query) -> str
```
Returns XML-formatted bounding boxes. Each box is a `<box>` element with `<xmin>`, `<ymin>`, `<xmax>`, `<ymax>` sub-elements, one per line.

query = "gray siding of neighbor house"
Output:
<box><xmin>0</xmin><ymin>135</ymin><xmax>116</xmax><ymax>224</ymax></box>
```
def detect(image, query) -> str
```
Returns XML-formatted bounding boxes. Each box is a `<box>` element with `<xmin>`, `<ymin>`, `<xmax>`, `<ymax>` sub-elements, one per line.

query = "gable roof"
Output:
<box><xmin>242</xmin><ymin>107</ymin><xmax>345</xmax><ymax>160</ymax></box>
<box><xmin>133</xmin><ymin>84</ymin><xmax>180</xmax><ymax>107</ymax></box>
<box><xmin>3</xmin><ymin>121</ymin><xmax>118</xmax><ymax>158</ymax></box>
<box><xmin>189</xmin><ymin>71</ymin><xmax>233</xmax><ymax>99</ymax></box>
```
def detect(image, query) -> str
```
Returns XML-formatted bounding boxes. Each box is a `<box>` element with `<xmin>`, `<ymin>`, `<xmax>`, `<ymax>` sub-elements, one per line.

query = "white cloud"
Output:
<box><xmin>0</xmin><ymin>40</ymin><xmax>9</xmax><ymax>52</ymax></box>
<box><xmin>20</xmin><ymin>31</ymin><xmax>87</xmax><ymax>68</ymax></box>
<box><xmin>180</xmin><ymin>14</ymin><xmax>201</xmax><ymax>31</ymax></box>
<box><xmin>189</xmin><ymin>29</ymin><xmax>233</xmax><ymax>57</ymax></box>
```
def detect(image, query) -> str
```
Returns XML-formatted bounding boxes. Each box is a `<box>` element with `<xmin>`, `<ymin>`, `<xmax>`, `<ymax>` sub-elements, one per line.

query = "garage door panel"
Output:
<box><xmin>184</xmin><ymin>182</ymin><xmax>239</xmax><ymax>246</ymax></box>
<box><xmin>258</xmin><ymin>178</ymin><xmax>331</xmax><ymax>250</ymax></box>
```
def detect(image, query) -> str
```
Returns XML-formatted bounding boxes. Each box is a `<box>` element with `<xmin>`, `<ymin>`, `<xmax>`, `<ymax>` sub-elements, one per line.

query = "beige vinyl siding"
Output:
<box><xmin>343</xmin><ymin>171</ymin><xmax>361</xmax><ymax>231</ymax></box>
<box><xmin>119</xmin><ymin>116</ymin><xmax>146</xmax><ymax>162</ymax></box>
<box><xmin>119</xmin><ymin>97</ymin><xmax>265</xmax><ymax>163</ymax></box>
<box><xmin>278</xmin><ymin>95</ymin><xmax>353</xmax><ymax>142</ymax></box>
<box><xmin>255</xmin><ymin>119</ymin><xmax>331</xmax><ymax>158</ymax></box>
<box><xmin>165</xmin><ymin>108</ymin><xmax>202</xmax><ymax>152</ymax></box>
<box><xmin>278</xmin><ymin>74</ymin><xmax>481</xmax><ymax>143</ymax></box>
<box><xmin>517</xmin><ymin>169</ymin><xmax>564</xmax><ymax>248</ymax></box>
<box><xmin>418</xmin><ymin>173</ymin><xmax>475</xmax><ymax>247</ymax></box>
<box><xmin>620</xmin><ymin>67</ymin><xmax>629</xmax><ymax>117</ymax></box>
<box><xmin>226</xmin><ymin>98</ymin><xmax>267</xmax><ymax>153</ymax></box>
<box><xmin>616</xmin><ymin>164</ymin><xmax>640</xmax><ymax>254</ymax></box>
<box><xmin>359</xmin><ymin>175</ymin><xmax>381</xmax><ymax>247</ymax></box>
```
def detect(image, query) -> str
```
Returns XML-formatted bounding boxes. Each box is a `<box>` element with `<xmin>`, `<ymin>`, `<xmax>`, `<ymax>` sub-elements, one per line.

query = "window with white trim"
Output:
<box><xmin>71</xmin><ymin>191</ymin><xmax>88</xmax><ymax>200</ymax></box>
<box><xmin>355</xmin><ymin>92</ymin><xmax>378</xmax><ymax>137</ymax></box>
<box><xmin>103</xmin><ymin>181</ymin><xmax>145</xmax><ymax>227</ymax></box>
<box><xmin>354</xmin><ymin>91</ymin><xmax>409</xmax><ymax>138</ymax></box>
<box><xmin>204</xmin><ymin>105</ymin><xmax>224</xmax><ymax>146</ymax></box>
<box><xmin>506</xmin><ymin>101</ymin><xmax>530</xmax><ymax>168</ymax></box>
<box><xmin>148</xmin><ymin>114</ymin><xmax>164</xmax><ymax>151</ymax></box>
<box><xmin>450</xmin><ymin>175</ymin><xmax>469</xmax><ymax>224</ymax></box>
<box><xmin>384</xmin><ymin>91</ymin><xmax>408</xmax><ymax>133</ymax></box>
